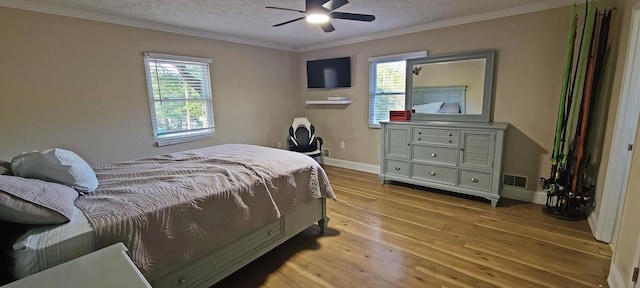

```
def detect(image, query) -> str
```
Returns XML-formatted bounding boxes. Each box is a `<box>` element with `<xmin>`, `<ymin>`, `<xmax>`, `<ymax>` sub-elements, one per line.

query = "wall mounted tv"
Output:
<box><xmin>306</xmin><ymin>57</ymin><xmax>351</xmax><ymax>89</ymax></box>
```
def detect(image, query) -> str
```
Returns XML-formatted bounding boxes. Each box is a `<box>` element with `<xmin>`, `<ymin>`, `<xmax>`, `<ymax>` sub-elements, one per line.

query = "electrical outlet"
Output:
<box><xmin>277</xmin><ymin>141</ymin><xmax>282</xmax><ymax>149</ymax></box>
<box><xmin>323</xmin><ymin>149</ymin><xmax>330</xmax><ymax>157</ymax></box>
<box><xmin>340</xmin><ymin>141</ymin><xmax>345</xmax><ymax>149</ymax></box>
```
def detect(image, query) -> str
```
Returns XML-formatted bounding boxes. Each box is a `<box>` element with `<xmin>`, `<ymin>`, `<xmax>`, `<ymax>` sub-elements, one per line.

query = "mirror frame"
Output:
<box><xmin>406</xmin><ymin>49</ymin><xmax>495</xmax><ymax>122</ymax></box>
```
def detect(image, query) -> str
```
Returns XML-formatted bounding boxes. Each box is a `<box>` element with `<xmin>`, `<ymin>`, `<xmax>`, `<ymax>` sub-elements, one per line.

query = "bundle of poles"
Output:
<box><xmin>541</xmin><ymin>0</ymin><xmax>614</xmax><ymax>220</ymax></box>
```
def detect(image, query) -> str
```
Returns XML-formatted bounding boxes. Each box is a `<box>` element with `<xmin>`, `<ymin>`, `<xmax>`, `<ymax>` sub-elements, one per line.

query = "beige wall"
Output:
<box><xmin>300</xmin><ymin>7</ymin><xmax>574</xmax><ymax>191</ymax></box>
<box><xmin>0</xmin><ymin>8</ymin><xmax>301</xmax><ymax>166</ymax></box>
<box><xmin>412</xmin><ymin>59</ymin><xmax>485</xmax><ymax>114</ymax></box>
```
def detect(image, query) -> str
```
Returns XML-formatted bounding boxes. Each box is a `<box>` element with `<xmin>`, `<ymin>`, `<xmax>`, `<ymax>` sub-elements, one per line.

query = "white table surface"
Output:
<box><xmin>2</xmin><ymin>243</ymin><xmax>152</xmax><ymax>288</ymax></box>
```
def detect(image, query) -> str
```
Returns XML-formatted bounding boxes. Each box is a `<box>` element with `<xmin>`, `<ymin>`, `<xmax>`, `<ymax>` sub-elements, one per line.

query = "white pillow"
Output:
<box><xmin>413</xmin><ymin>101</ymin><xmax>444</xmax><ymax>113</ymax></box>
<box><xmin>11</xmin><ymin>148</ymin><xmax>99</xmax><ymax>193</ymax></box>
<box><xmin>438</xmin><ymin>102</ymin><xmax>461</xmax><ymax>113</ymax></box>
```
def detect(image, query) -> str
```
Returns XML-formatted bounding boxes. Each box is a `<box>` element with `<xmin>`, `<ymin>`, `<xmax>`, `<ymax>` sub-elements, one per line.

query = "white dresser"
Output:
<box><xmin>380</xmin><ymin>121</ymin><xmax>507</xmax><ymax>207</ymax></box>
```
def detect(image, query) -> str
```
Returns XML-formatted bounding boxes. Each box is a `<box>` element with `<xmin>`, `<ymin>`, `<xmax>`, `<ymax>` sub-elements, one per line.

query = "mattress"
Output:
<box><xmin>7</xmin><ymin>206</ymin><xmax>96</xmax><ymax>279</ymax></box>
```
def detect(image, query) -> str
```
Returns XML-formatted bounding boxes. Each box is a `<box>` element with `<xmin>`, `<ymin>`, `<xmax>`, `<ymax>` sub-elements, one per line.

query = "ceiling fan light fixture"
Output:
<box><xmin>306</xmin><ymin>13</ymin><xmax>330</xmax><ymax>24</ymax></box>
<box><xmin>267</xmin><ymin>0</ymin><xmax>375</xmax><ymax>32</ymax></box>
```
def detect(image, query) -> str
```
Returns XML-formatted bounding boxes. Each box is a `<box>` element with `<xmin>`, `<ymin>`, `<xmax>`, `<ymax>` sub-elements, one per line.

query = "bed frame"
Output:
<box><xmin>149</xmin><ymin>197</ymin><xmax>329</xmax><ymax>288</ymax></box>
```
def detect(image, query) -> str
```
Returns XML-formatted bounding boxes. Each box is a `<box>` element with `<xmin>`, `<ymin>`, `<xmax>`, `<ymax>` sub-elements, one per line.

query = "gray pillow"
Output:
<box><xmin>0</xmin><ymin>160</ymin><xmax>11</xmax><ymax>175</ymax></box>
<box><xmin>11</xmin><ymin>148</ymin><xmax>99</xmax><ymax>193</ymax></box>
<box><xmin>0</xmin><ymin>175</ymin><xmax>78</xmax><ymax>224</ymax></box>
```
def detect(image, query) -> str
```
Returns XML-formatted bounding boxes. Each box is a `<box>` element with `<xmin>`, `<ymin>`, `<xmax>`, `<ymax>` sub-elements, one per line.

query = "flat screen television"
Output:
<box><xmin>306</xmin><ymin>57</ymin><xmax>351</xmax><ymax>89</ymax></box>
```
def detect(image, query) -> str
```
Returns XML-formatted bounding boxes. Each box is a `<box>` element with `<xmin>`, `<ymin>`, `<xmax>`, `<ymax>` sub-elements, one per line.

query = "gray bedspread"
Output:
<box><xmin>74</xmin><ymin>144</ymin><xmax>335</xmax><ymax>278</ymax></box>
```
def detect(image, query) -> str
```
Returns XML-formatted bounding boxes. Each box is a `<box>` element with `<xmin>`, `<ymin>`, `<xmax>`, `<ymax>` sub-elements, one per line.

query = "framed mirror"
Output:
<box><xmin>406</xmin><ymin>50</ymin><xmax>495</xmax><ymax>122</ymax></box>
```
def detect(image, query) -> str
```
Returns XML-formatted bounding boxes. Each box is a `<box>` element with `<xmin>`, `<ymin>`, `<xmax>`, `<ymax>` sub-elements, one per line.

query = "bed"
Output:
<box><xmin>1</xmin><ymin>144</ymin><xmax>335</xmax><ymax>287</ymax></box>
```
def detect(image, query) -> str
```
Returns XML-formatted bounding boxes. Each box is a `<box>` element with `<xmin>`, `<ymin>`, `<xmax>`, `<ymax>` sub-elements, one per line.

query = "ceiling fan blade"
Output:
<box><xmin>306</xmin><ymin>0</ymin><xmax>329</xmax><ymax>11</ymax></box>
<box><xmin>273</xmin><ymin>17</ymin><xmax>306</xmax><ymax>27</ymax></box>
<box><xmin>265</xmin><ymin>6</ymin><xmax>306</xmax><ymax>13</ymax></box>
<box><xmin>320</xmin><ymin>21</ymin><xmax>336</xmax><ymax>33</ymax></box>
<box><xmin>330</xmin><ymin>12</ymin><xmax>375</xmax><ymax>22</ymax></box>
<box><xmin>322</xmin><ymin>0</ymin><xmax>348</xmax><ymax>11</ymax></box>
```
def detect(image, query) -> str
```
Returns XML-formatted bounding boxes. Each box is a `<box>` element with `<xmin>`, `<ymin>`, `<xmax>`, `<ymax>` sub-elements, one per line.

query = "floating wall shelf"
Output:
<box><xmin>305</xmin><ymin>100</ymin><xmax>352</xmax><ymax>105</ymax></box>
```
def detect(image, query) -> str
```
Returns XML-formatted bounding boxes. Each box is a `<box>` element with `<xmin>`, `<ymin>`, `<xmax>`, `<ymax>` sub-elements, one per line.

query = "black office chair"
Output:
<box><xmin>288</xmin><ymin>117</ymin><xmax>323</xmax><ymax>158</ymax></box>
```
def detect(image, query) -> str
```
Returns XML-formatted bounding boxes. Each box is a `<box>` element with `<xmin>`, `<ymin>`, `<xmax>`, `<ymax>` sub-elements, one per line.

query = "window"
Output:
<box><xmin>144</xmin><ymin>53</ymin><xmax>215</xmax><ymax>146</ymax></box>
<box><xmin>368</xmin><ymin>51</ymin><xmax>427</xmax><ymax>128</ymax></box>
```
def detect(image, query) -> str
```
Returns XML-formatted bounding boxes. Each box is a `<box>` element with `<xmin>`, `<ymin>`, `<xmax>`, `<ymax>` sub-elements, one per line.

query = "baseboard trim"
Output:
<box><xmin>588</xmin><ymin>210</ymin><xmax>599</xmax><ymax>239</ymax></box>
<box><xmin>608</xmin><ymin>262</ymin><xmax>626</xmax><ymax>288</ymax></box>
<box><xmin>500</xmin><ymin>187</ymin><xmax>547</xmax><ymax>205</ymax></box>
<box><xmin>322</xmin><ymin>157</ymin><xmax>380</xmax><ymax>174</ymax></box>
<box><xmin>323</xmin><ymin>158</ymin><xmax>546</xmax><ymax>204</ymax></box>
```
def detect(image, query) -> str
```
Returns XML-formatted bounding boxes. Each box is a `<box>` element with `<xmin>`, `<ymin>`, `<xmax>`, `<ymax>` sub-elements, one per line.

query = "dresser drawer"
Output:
<box><xmin>153</xmin><ymin>219</ymin><xmax>283</xmax><ymax>287</ymax></box>
<box><xmin>411</xmin><ymin>163</ymin><xmax>456</xmax><ymax>185</ymax></box>
<box><xmin>413</xmin><ymin>128</ymin><xmax>459</xmax><ymax>146</ymax></box>
<box><xmin>412</xmin><ymin>145</ymin><xmax>458</xmax><ymax>165</ymax></box>
<box><xmin>458</xmin><ymin>170</ymin><xmax>492</xmax><ymax>191</ymax></box>
<box><xmin>385</xmin><ymin>160</ymin><xmax>410</xmax><ymax>177</ymax></box>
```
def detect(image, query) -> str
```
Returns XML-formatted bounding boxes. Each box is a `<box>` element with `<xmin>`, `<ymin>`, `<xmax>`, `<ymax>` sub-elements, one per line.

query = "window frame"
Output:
<box><xmin>143</xmin><ymin>52</ymin><xmax>215</xmax><ymax>147</ymax></box>
<box><xmin>368</xmin><ymin>51</ymin><xmax>427</xmax><ymax>128</ymax></box>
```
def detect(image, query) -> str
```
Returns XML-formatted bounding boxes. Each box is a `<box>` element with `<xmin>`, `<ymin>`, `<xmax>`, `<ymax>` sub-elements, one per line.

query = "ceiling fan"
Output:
<box><xmin>266</xmin><ymin>0</ymin><xmax>376</xmax><ymax>32</ymax></box>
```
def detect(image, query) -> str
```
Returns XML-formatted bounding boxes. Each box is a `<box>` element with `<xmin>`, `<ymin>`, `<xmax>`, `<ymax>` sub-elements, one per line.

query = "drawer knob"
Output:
<box><xmin>430</xmin><ymin>153</ymin><xmax>437</xmax><ymax>157</ymax></box>
<box><xmin>448</xmin><ymin>140</ymin><xmax>452</xmax><ymax>144</ymax></box>
<box><xmin>429</xmin><ymin>171</ymin><xmax>436</xmax><ymax>176</ymax></box>
<box><xmin>268</xmin><ymin>230</ymin><xmax>274</xmax><ymax>236</ymax></box>
<box><xmin>449</xmin><ymin>133</ymin><xmax>453</xmax><ymax>136</ymax></box>
<box><xmin>395</xmin><ymin>166</ymin><xmax>401</xmax><ymax>170</ymax></box>
<box><xmin>418</xmin><ymin>132</ymin><xmax>422</xmax><ymax>135</ymax></box>
<box><xmin>179</xmin><ymin>278</ymin><xmax>187</xmax><ymax>285</ymax></box>
<box><xmin>471</xmin><ymin>178</ymin><xmax>479</xmax><ymax>183</ymax></box>
<box><xmin>418</xmin><ymin>138</ymin><xmax>422</xmax><ymax>141</ymax></box>
<box><xmin>460</xmin><ymin>148</ymin><xmax>465</xmax><ymax>152</ymax></box>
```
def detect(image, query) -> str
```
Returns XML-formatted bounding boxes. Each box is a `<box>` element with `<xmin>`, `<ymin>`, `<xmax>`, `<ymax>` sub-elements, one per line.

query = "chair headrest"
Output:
<box><xmin>291</xmin><ymin>117</ymin><xmax>313</xmax><ymax>131</ymax></box>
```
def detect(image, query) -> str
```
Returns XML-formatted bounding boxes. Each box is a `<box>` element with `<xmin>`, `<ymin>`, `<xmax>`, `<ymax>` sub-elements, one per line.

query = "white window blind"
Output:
<box><xmin>144</xmin><ymin>52</ymin><xmax>215</xmax><ymax>146</ymax></box>
<box><xmin>369</xmin><ymin>51</ymin><xmax>427</xmax><ymax>128</ymax></box>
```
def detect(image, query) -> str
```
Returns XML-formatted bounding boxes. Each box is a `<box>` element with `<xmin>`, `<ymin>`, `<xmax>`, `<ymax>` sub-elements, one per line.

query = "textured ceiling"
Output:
<box><xmin>3</xmin><ymin>0</ymin><xmax>572</xmax><ymax>50</ymax></box>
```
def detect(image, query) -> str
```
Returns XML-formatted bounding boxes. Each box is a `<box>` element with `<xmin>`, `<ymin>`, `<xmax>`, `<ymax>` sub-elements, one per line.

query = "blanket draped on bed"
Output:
<box><xmin>74</xmin><ymin>144</ymin><xmax>335</xmax><ymax>278</ymax></box>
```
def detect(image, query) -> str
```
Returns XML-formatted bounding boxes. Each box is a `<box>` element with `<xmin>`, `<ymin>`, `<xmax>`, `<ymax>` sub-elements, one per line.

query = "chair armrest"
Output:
<box><xmin>317</xmin><ymin>137</ymin><xmax>323</xmax><ymax>149</ymax></box>
<box><xmin>288</xmin><ymin>138</ymin><xmax>295</xmax><ymax>150</ymax></box>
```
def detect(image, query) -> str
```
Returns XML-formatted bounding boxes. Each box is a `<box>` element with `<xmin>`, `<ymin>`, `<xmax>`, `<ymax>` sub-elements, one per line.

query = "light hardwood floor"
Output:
<box><xmin>214</xmin><ymin>165</ymin><xmax>611</xmax><ymax>288</ymax></box>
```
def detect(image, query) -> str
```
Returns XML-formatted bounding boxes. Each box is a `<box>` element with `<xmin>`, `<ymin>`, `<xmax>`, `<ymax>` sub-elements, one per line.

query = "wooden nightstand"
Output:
<box><xmin>2</xmin><ymin>243</ymin><xmax>151</xmax><ymax>288</ymax></box>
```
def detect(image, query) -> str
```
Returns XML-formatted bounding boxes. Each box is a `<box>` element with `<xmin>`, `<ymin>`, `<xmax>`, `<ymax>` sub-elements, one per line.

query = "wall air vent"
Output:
<box><xmin>503</xmin><ymin>174</ymin><xmax>527</xmax><ymax>189</ymax></box>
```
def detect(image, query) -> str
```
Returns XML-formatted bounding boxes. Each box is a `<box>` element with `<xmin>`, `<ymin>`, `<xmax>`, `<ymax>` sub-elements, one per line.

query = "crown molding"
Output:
<box><xmin>1</xmin><ymin>0</ymin><xmax>577</xmax><ymax>53</ymax></box>
<box><xmin>293</xmin><ymin>0</ymin><xmax>577</xmax><ymax>52</ymax></box>
<box><xmin>0</xmin><ymin>0</ymin><xmax>292</xmax><ymax>51</ymax></box>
